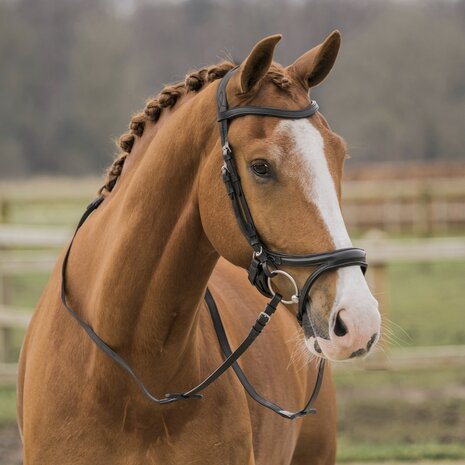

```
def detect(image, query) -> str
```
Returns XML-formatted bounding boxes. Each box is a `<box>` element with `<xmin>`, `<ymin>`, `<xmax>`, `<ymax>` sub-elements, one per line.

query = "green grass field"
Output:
<box><xmin>388</xmin><ymin>261</ymin><xmax>465</xmax><ymax>347</ymax></box>
<box><xmin>335</xmin><ymin>367</ymin><xmax>465</xmax><ymax>462</ymax></box>
<box><xmin>0</xmin><ymin>386</ymin><xmax>16</xmax><ymax>426</ymax></box>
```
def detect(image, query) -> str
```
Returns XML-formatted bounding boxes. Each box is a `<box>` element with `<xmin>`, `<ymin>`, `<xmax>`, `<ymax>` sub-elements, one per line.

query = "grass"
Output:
<box><xmin>334</xmin><ymin>367</ymin><xmax>465</xmax><ymax>462</ymax></box>
<box><xmin>0</xmin><ymin>386</ymin><xmax>17</xmax><ymax>425</ymax></box>
<box><xmin>3</xmin><ymin>273</ymin><xmax>50</xmax><ymax>362</ymax></box>
<box><xmin>337</xmin><ymin>441</ymin><xmax>465</xmax><ymax>463</ymax></box>
<box><xmin>6</xmin><ymin>272</ymin><xmax>50</xmax><ymax>309</ymax></box>
<box><xmin>388</xmin><ymin>261</ymin><xmax>465</xmax><ymax>347</ymax></box>
<box><xmin>0</xmin><ymin>176</ymin><xmax>96</xmax><ymax>226</ymax></box>
<box><xmin>333</xmin><ymin>364</ymin><xmax>465</xmax><ymax>390</ymax></box>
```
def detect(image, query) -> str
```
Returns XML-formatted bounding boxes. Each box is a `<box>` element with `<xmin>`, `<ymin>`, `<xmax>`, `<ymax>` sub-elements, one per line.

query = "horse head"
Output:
<box><xmin>199</xmin><ymin>32</ymin><xmax>381</xmax><ymax>361</ymax></box>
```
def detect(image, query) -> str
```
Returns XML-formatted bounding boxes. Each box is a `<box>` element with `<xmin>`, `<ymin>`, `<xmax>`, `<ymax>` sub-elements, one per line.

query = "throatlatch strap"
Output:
<box><xmin>205</xmin><ymin>288</ymin><xmax>325</xmax><ymax>419</ymax></box>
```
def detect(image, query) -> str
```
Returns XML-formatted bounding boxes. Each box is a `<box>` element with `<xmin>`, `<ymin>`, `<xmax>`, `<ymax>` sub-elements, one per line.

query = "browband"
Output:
<box><xmin>218</xmin><ymin>101</ymin><xmax>319</xmax><ymax>122</ymax></box>
<box><xmin>217</xmin><ymin>66</ymin><xmax>319</xmax><ymax>145</ymax></box>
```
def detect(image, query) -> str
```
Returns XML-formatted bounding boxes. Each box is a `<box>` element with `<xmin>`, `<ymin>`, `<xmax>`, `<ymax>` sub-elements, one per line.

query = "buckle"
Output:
<box><xmin>164</xmin><ymin>392</ymin><xmax>203</xmax><ymax>401</ymax></box>
<box><xmin>222</xmin><ymin>142</ymin><xmax>231</xmax><ymax>157</ymax></box>
<box><xmin>253</xmin><ymin>246</ymin><xmax>264</xmax><ymax>260</ymax></box>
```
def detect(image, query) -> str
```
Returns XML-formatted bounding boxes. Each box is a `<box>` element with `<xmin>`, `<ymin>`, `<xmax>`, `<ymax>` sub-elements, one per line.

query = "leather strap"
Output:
<box><xmin>166</xmin><ymin>292</ymin><xmax>282</xmax><ymax>401</ymax></box>
<box><xmin>296</xmin><ymin>253</ymin><xmax>368</xmax><ymax>325</ymax></box>
<box><xmin>61</xmin><ymin>198</ymin><xmax>181</xmax><ymax>405</ymax></box>
<box><xmin>58</xmin><ymin>66</ymin><xmax>369</xmax><ymax>421</ymax></box>
<box><xmin>205</xmin><ymin>288</ymin><xmax>325</xmax><ymax>419</ymax></box>
<box><xmin>218</xmin><ymin>101</ymin><xmax>319</xmax><ymax>122</ymax></box>
<box><xmin>264</xmin><ymin>246</ymin><xmax>367</xmax><ymax>268</ymax></box>
<box><xmin>216</xmin><ymin>67</ymin><xmax>367</xmax><ymax>303</ymax></box>
<box><xmin>61</xmin><ymin>199</ymin><xmax>288</xmax><ymax>408</ymax></box>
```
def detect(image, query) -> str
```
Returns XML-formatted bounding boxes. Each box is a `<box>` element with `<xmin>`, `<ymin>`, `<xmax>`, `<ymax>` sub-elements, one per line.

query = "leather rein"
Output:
<box><xmin>60</xmin><ymin>67</ymin><xmax>367</xmax><ymax>420</ymax></box>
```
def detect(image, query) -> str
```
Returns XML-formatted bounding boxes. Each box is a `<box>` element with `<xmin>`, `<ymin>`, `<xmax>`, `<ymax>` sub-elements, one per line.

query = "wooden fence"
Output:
<box><xmin>1</xmin><ymin>224</ymin><xmax>465</xmax><ymax>383</ymax></box>
<box><xmin>342</xmin><ymin>177</ymin><xmax>465</xmax><ymax>235</ymax></box>
<box><xmin>1</xmin><ymin>177</ymin><xmax>465</xmax><ymax>233</ymax></box>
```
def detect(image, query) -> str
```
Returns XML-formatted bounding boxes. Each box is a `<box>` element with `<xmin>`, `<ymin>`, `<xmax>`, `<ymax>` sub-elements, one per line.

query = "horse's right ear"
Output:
<box><xmin>236</xmin><ymin>34</ymin><xmax>282</xmax><ymax>94</ymax></box>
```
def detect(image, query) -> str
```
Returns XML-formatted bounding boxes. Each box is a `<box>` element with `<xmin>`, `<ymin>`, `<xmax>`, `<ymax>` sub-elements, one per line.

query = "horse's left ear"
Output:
<box><xmin>288</xmin><ymin>30</ymin><xmax>341</xmax><ymax>89</ymax></box>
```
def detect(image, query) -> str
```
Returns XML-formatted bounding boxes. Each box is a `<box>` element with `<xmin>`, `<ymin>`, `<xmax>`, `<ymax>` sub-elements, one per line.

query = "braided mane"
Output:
<box><xmin>99</xmin><ymin>61</ymin><xmax>292</xmax><ymax>195</ymax></box>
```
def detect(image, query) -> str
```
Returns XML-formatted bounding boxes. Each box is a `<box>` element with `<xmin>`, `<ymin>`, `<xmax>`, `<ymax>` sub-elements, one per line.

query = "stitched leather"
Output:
<box><xmin>218</xmin><ymin>101</ymin><xmax>319</xmax><ymax>122</ymax></box>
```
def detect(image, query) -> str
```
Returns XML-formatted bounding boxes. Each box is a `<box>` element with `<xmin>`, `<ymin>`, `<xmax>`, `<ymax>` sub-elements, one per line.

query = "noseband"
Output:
<box><xmin>217</xmin><ymin>67</ymin><xmax>367</xmax><ymax>325</ymax></box>
<box><xmin>60</xmin><ymin>67</ymin><xmax>368</xmax><ymax>421</ymax></box>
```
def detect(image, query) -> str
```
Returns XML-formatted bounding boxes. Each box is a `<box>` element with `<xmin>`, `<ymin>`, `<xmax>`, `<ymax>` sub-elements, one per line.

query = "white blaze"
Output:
<box><xmin>276</xmin><ymin>119</ymin><xmax>380</xmax><ymax>360</ymax></box>
<box><xmin>277</xmin><ymin>119</ymin><xmax>351</xmax><ymax>249</ymax></box>
<box><xmin>277</xmin><ymin>119</ymin><xmax>352</xmax><ymax>249</ymax></box>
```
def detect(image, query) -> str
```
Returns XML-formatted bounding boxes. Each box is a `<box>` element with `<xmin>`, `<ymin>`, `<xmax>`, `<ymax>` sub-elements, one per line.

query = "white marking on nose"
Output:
<box><xmin>277</xmin><ymin>119</ymin><xmax>351</xmax><ymax>249</ymax></box>
<box><xmin>276</xmin><ymin>119</ymin><xmax>380</xmax><ymax>360</ymax></box>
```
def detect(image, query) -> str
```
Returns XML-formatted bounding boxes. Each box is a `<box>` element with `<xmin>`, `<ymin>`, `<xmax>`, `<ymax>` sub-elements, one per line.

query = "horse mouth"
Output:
<box><xmin>313</xmin><ymin>338</ymin><xmax>323</xmax><ymax>355</ymax></box>
<box><xmin>303</xmin><ymin>335</ymin><xmax>326</xmax><ymax>360</ymax></box>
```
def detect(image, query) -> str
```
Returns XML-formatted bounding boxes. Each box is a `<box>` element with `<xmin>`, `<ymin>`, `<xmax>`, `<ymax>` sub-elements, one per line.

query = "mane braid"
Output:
<box><xmin>98</xmin><ymin>61</ymin><xmax>291</xmax><ymax>195</ymax></box>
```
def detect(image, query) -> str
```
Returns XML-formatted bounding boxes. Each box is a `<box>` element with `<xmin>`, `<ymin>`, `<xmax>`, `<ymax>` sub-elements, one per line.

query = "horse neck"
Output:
<box><xmin>73</xmin><ymin>85</ymin><xmax>219</xmax><ymax>375</ymax></box>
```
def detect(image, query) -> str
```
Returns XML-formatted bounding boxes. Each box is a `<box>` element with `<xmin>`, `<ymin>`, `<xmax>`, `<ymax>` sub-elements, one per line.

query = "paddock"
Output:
<box><xmin>1</xmin><ymin>177</ymin><xmax>465</xmax><ymax>462</ymax></box>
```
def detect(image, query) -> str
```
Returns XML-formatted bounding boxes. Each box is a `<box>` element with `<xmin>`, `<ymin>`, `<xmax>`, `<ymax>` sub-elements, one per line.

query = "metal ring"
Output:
<box><xmin>267</xmin><ymin>270</ymin><xmax>300</xmax><ymax>305</ymax></box>
<box><xmin>253</xmin><ymin>246</ymin><xmax>263</xmax><ymax>259</ymax></box>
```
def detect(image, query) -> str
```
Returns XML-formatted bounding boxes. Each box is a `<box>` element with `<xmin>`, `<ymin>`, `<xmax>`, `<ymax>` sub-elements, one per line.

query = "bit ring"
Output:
<box><xmin>267</xmin><ymin>270</ymin><xmax>299</xmax><ymax>305</ymax></box>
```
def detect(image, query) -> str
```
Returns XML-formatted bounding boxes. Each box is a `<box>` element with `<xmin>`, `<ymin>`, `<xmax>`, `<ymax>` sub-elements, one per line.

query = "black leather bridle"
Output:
<box><xmin>60</xmin><ymin>67</ymin><xmax>367</xmax><ymax>420</ymax></box>
<box><xmin>217</xmin><ymin>67</ymin><xmax>367</xmax><ymax>323</ymax></box>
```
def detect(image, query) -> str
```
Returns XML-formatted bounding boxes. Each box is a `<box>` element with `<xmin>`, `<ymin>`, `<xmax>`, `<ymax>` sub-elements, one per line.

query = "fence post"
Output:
<box><xmin>419</xmin><ymin>187</ymin><xmax>433</xmax><ymax>237</ymax></box>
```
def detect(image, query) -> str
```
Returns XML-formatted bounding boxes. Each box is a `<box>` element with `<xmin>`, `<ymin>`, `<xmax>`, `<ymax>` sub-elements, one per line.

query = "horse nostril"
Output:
<box><xmin>333</xmin><ymin>309</ymin><xmax>348</xmax><ymax>337</ymax></box>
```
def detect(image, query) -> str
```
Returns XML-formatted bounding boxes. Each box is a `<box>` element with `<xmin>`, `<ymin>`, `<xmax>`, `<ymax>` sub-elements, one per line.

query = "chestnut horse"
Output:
<box><xmin>17</xmin><ymin>32</ymin><xmax>380</xmax><ymax>464</ymax></box>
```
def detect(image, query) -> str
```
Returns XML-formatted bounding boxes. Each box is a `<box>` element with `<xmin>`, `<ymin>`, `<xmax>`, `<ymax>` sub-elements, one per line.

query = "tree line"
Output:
<box><xmin>1</xmin><ymin>0</ymin><xmax>464</xmax><ymax>177</ymax></box>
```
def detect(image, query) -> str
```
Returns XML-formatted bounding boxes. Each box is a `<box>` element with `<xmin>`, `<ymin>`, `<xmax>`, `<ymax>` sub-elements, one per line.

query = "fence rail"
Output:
<box><xmin>2</xmin><ymin>176</ymin><xmax>465</xmax><ymax>234</ymax></box>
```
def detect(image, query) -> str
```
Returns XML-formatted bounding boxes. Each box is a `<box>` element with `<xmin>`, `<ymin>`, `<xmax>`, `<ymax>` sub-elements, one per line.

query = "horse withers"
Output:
<box><xmin>17</xmin><ymin>32</ymin><xmax>380</xmax><ymax>465</ymax></box>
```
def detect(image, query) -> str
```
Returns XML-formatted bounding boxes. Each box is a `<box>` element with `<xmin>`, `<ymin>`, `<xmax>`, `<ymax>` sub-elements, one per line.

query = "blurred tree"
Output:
<box><xmin>317</xmin><ymin>4</ymin><xmax>465</xmax><ymax>163</ymax></box>
<box><xmin>0</xmin><ymin>0</ymin><xmax>463</xmax><ymax>177</ymax></box>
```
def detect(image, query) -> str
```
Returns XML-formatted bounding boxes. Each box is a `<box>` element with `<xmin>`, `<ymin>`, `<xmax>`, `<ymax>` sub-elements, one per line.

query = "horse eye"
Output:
<box><xmin>251</xmin><ymin>161</ymin><xmax>271</xmax><ymax>177</ymax></box>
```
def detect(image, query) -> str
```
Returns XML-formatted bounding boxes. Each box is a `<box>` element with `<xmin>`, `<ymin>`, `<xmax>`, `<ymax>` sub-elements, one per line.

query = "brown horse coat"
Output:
<box><xmin>17</xmin><ymin>32</ymin><xmax>379</xmax><ymax>465</ymax></box>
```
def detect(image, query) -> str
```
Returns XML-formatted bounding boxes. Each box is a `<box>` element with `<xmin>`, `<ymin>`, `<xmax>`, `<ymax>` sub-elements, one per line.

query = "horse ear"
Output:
<box><xmin>288</xmin><ymin>30</ymin><xmax>341</xmax><ymax>89</ymax></box>
<box><xmin>238</xmin><ymin>34</ymin><xmax>282</xmax><ymax>93</ymax></box>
